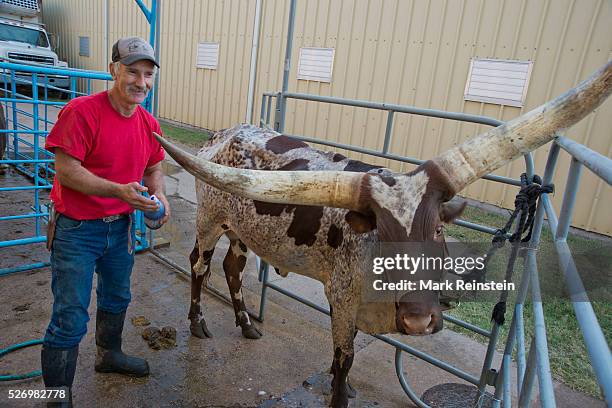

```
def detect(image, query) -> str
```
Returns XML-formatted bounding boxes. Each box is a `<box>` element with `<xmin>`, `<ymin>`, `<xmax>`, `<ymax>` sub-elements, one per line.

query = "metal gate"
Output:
<box><xmin>256</xmin><ymin>87</ymin><xmax>611</xmax><ymax>408</ymax></box>
<box><xmin>0</xmin><ymin>0</ymin><xmax>159</xmax><ymax>276</ymax></box>
<box><xmin>0</xmin><ymin>62</ymin><xmax>156</xmax><ymax>275</ymax></box>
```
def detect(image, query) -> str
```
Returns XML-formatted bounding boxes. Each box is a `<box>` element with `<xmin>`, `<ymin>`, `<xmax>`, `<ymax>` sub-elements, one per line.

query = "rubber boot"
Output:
<box><xmin>94</xmin><ymin>309</ymin><xmax>149</xmax><ymax>377</ymax></box>
<box><xmin>41</xmin><ymin>345</ymin><xmax>78</xmax><ymax>407</ymax></box>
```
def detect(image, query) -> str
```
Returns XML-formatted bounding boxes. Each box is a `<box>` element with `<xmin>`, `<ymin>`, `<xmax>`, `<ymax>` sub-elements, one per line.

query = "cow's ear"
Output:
<box><xmin>439</xmin><ymin>199</ymin><xmax>467</xmax><ymax>223</ymax></box>
<box><xmin>345</xmin><ymin>210</ymin><xmax>377</xmax><ymax>233</ymax></box>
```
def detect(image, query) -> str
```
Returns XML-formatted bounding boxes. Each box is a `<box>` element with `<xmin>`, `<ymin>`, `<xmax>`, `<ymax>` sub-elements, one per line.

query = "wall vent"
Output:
<box><xmin>196</xmin><ymin>42</ymin><xmax>219</xmax><ymax>70</ymax></box>
<box><xmin>464</xmin><ymin>58</ymin><xmax>533</xmax><ymax>107</ymax></box>
<box><xmin>297</xmin><ymin>47</ymin><xmax>334</xmax><ymax>83</ymax></box>
<box><xmin>79</xmin><ymin>36</ymin><xmax>90</xmax><ymax>57</ymax></box>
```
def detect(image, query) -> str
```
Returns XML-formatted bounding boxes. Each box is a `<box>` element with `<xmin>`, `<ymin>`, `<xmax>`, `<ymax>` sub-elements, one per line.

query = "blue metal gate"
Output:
<box><xmin>0</xmin><ymin>0</ymin><xmax>159</xmax><ymax>276</ymax></box>
<box><xmin>0</xmin><ymin>62</ymin><xmax>154</xmax><ymax>276</ymax></box>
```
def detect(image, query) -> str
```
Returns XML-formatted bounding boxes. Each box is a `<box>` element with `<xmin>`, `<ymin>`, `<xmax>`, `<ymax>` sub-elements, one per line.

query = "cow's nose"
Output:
<box><xmin>402</xmin><ymin>313</ymin><xmax>438</xmax><ymax>335</ymax></box>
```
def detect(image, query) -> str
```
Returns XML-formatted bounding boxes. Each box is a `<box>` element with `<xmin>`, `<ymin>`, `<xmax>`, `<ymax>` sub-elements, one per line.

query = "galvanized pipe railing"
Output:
<box><xmin>257</xmin><ymin>91</ymin><xmax>539</xmax><ymax>407</ymax></box>
<box><xmin>257</xmin><ymin>90</ymin><xmax>611</xmax><ymax>406</ymax></box>
<box><xmin>543</xmin><ymin>139</ymin><xmax>612</xmax><ymax>403</ymax></box>
<box><xmin>262</xmin><ymin>91</ymin><xmax>534</xmax><ymax>188</ymax></box>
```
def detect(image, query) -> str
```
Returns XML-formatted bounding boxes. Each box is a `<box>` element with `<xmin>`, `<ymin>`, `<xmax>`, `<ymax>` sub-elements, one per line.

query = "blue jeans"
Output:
<box><xmin>44</xmin><ymin>214</ymin><xmax>135</xmax><ymax>349</ymax></box>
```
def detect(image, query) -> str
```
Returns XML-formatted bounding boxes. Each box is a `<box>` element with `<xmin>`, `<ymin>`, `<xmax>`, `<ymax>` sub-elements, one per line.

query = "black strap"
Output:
<box><xmin>485</xmin><ymin>174</ymin><xmax>552</xmax><ymax>325</ymax></box>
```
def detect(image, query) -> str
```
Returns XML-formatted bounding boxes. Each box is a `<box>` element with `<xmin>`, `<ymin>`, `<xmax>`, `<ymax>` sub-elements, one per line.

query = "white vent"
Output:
<box><xmin>464</xmin><ymin>59</ymin><xmax>533</xmax><ymax>107</ymax></box>
<box><xmin>79</xmin><ymin>36</ymin><xmax>90</xmax><ymax>57</ymax></box>
<box><xmin>196</xmin><ymin>42</ymin><xmax>219</xmax><ymax>70</ymax></box>
<box><xmin>297</xmin><ymin>47</ymin><xmax>334</xmax><ymax>83</ymax></box>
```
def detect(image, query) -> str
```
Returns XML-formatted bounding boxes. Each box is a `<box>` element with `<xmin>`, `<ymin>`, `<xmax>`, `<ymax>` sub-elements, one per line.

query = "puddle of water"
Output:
<box><xmin>258</xmin><ymin>372</ymin><xmax>382</xmax><ymax>408</ymax></box>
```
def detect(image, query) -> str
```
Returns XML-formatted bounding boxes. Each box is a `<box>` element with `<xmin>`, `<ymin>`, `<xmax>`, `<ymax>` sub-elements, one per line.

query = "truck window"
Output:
<box><xmin>0</xmin><ymin>24</ymin><xmax>48</xmax><ymax>48</ymax></box>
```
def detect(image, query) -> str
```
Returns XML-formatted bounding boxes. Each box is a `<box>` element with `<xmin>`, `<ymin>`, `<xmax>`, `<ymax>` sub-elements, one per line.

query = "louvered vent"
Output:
<box><xmin>196</xmin><ymin>42</ymin><xmax>219</xmax><ymax>70</ymax></box>
<box><xmin>464</xmin><ymin>58</ymin><xmax>533</xmax><ymax>107</ymax></box>
<box><xmin>297</xmin><ymin>47</ymin><xmax>334</xmax><ymax>83</ymax></box>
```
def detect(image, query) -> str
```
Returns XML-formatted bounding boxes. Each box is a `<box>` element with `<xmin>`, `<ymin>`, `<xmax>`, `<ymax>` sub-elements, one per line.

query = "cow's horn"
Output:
<box><xmin>153</xmin><ymin>133</ymin><xmax>368</xmax><ymax>211</ymax></box>
<box><xmin>433</xmin><ymin>60</ymin><xmax>612</xmax><ymax>193</ymax></box>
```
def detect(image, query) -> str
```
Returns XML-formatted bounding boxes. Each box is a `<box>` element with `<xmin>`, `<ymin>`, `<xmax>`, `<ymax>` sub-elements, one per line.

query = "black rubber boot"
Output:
<box><xmin>41</xmin><ymin>344</ymin><xmax>78</xmax><ymax>407</ymax></box>
<box><xmin>94</xmin><ymin>309</ymin><xmax>150</xmax><ymax>377</ymax></box>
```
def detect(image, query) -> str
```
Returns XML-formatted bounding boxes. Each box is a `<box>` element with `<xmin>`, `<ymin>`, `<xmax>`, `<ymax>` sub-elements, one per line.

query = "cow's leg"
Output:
<box><xmin>328</xmin><ymin>296</ymin><xmax>358</xmax><ymax>408</ymax></box>
<box><xmin>222</xmin><ymin>238</ymin><xmax>262</xmax><ymax>339</ymax></box>
<box><xmin>327</xmin><ymin>306</ymin><xmax>357</xmax><ymax>399</ymax></box>
<box><xmin>189</xmin><ymin>225</ymin><xmax>223</xmax><ymax>339</ymax></box>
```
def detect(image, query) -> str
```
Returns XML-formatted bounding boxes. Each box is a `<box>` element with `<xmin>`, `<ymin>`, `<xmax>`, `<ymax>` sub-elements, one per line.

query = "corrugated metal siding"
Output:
<box><xmin>156</xmin><ymin>0</ymin><xmax>255</xmax><ymax>130</ymax></box>
<box><xmin>44</xmin><ymin>0</ymin><xmax>104</xmax><ymax>92</ymax></box>
<box><xmin>42</xmin><ymin>0</ymin><xmax>612</xmax><ymax>235</ymax></box>
<box><xmin>250</xmin><ymin>0</ymin><xmax>612</xmax><ymax>236</ymax></box>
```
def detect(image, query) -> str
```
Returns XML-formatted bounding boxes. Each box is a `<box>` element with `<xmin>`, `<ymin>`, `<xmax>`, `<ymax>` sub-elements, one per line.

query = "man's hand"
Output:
<box><xmin>154</xmin><ymin>192</ymin><xmax>171</xmax><ymax>226</ymax></box>
<box><xmin>143</xmin><ymin>160</ymin><xmax>170</xmax><ymax>226</ymax></box>
<box><xmin>116</xmin><ymin>182</ymin><xmax>160</xmax><ymax>212</ymax></box>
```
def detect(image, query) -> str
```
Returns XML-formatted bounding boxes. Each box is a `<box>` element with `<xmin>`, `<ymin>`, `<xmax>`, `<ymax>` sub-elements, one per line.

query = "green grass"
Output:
<box><xmin>160</xmin><ymin>121</ymin><xmax>212</xmax><ymax>147</ymax></box>
<box><xmin>445</xmin><ymin>205</ymin><xmax>611</xmax><ymax>398</ymax></box>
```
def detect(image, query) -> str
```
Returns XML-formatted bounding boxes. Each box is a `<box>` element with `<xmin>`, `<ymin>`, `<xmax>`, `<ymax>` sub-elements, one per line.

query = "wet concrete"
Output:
<box><xmin>161</xmin><ymin>161</ymin><xmax>184</xmax><ymax>177</ymax></box>
<box><xmin>1</xmin><ymin>232</ymin><xmax>335</xmax><ymax>407</ymax></box>
<box><xmin>0</xmin><ymin>159</ymin><xmax>605</xmax><ymax>408</ymax></box>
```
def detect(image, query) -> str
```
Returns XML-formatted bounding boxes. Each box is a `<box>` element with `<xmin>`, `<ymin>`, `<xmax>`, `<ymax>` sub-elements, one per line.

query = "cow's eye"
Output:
<box><xmin>435</xmin><ymin>225</ymin><xmax>444</xmax><ymax>236</ymax></box>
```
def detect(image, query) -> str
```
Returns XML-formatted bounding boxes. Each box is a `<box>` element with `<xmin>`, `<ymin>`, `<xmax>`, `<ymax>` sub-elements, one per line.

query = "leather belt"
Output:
<box><xmin>101</xmin><ymin>214</ymin><xmax>128</xmax><ymax>223</ymax></box>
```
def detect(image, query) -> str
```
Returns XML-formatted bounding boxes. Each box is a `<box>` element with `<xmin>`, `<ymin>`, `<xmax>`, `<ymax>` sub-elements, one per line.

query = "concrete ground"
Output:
<box><xmin>0</xmin><ymin>145</ymin><xmax>605</xmax><ymax>407</ymax></box>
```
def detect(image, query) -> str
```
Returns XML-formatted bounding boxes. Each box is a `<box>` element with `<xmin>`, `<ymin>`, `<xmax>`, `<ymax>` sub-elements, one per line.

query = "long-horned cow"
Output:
<box><xmin>155</xmin><ymin>61</ymin><xmax>611</xmax><ymax>408</ymax></box>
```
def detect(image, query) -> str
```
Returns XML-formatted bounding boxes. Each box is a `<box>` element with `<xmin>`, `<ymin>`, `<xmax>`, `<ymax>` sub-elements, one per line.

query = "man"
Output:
<box><xmin>41</xmin><ymin>37</ymin><xmax>170</xmax><ymax>406</ymax></box>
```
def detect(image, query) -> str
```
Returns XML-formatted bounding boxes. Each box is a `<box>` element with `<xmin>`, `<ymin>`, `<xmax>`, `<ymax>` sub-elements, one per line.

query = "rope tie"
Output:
<box><xmin>449</xmin><ymin>174</ymin><xmax>552</xmax><ymax>324</ymax></box>
<box><xmin>486</xmin><ymin>173</ymin><xmax>553</xmax><ymax>325</ymax></box>
<box><xmin>494</xmin><ymin>174</ymin><xmax>554</xmax><ymax>245</ymax></box>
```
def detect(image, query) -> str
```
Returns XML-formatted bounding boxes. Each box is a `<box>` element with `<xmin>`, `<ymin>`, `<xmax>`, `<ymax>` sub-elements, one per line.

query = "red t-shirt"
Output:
<box><xmin>45</xmin><ymin>91</ymin><xmax>165</xmax><ymax>220</ymax></box>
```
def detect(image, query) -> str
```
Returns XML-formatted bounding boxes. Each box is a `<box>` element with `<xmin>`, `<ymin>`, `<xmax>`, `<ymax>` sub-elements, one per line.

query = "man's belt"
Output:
<box><xmin>101</xmin><ymin>214</ymin><xmax>128</xmax><ymax>223</ymax></box>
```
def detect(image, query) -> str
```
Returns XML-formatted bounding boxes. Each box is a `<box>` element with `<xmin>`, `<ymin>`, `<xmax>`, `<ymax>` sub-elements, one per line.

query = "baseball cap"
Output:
<box><xmin>111</xmin><ymin>37</ymin><xmax>159</xmax><ymax>68</ymax></box>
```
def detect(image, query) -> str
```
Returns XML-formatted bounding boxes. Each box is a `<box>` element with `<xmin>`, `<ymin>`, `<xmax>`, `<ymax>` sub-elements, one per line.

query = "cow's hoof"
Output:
<box><xmin>326</xmin><ymin>372</ymin><xmax>356</xmax><ymax>399</ymax></box>
<box><xmin>237</xmin><ymin>311</ymin><xmax>262</xmax><ymax>339</ymax></box>
<box><xmin>241</xmin><ymin>324</ymin><xmax>263</xmax><ymax>339</ymax></box>
<box><xmin>330</xmin><ymin>394</ymin><xmax>349</xmax><ymax>408</ymax></box>
<box><xmin>190</xmin><ymin>319</ymin><xmax>213</xmax><ymax>339</ymax></box>
<box><xmin>346</xmin><ymin>380</ymin><xmax>357</xmax><ymax>399</ymax></box>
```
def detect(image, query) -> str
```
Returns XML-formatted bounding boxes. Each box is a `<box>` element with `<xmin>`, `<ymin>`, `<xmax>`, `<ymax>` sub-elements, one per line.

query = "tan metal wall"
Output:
<box><xmin>44</xmin><ymin>0</ymin><xmax>150</xmax><ymax>93</ymax></box>
<box><xmin>157</xmin><ymin>0</ymin><xmax>257</xmax><ymax>130</ymax></box>
<box><xmin>42</xmin><ymin>0</ymin><xmax>612</xmax><ymax>235</ymax></box>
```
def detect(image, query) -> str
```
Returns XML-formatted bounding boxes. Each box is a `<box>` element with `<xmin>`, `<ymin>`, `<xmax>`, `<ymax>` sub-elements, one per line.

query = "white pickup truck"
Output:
<box><xmin>0</xmin><ymin>0</ymin><xmax>69</xmax><ymax>91</ymax></box>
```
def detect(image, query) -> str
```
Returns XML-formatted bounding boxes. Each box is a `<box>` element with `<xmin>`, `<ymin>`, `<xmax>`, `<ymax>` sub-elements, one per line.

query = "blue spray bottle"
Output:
<box><xmin>143</xmin><ymin>195</ymin><xmax>165</xmax><ymax>230</ymax></box>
